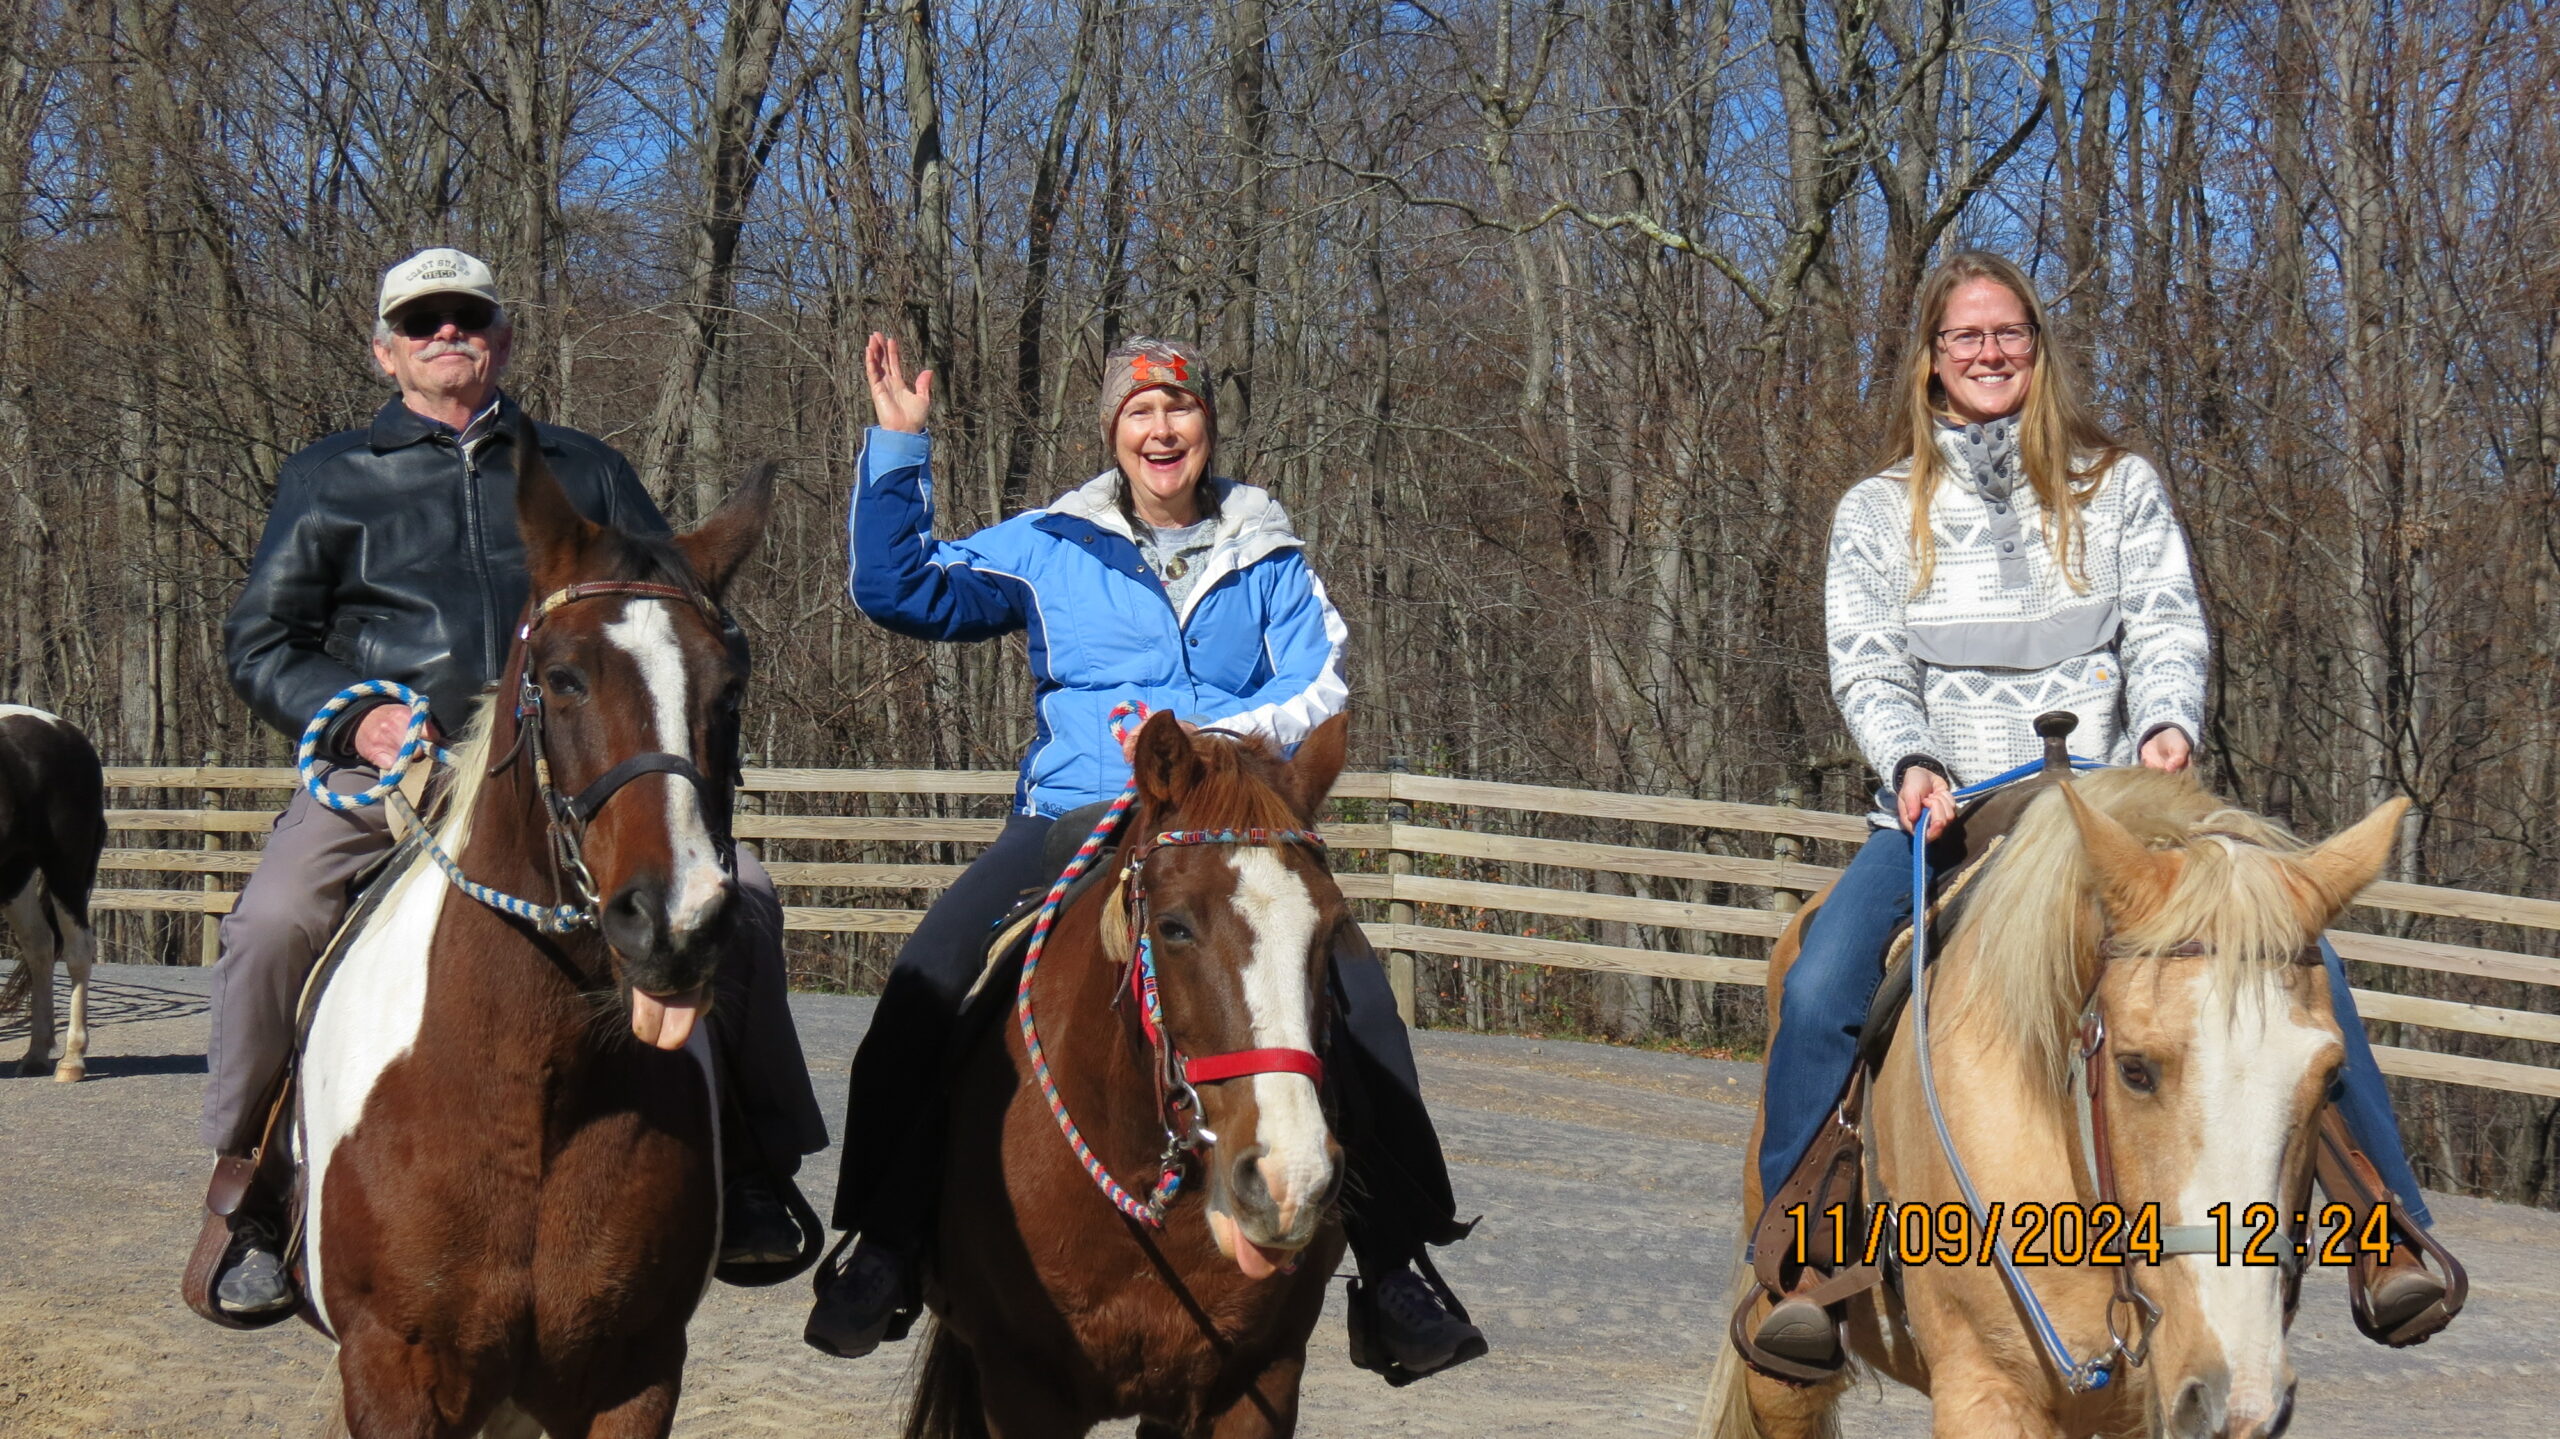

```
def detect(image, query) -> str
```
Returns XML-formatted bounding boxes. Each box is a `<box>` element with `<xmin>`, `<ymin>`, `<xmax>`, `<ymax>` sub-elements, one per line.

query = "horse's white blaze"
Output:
<box><xmin>301</xmin><ymin>864</ymin><xmax>447</xmax><ymax>1335</ymax></box>
<box><xmin>603</xmin><ymin>601</ymin><xmax>727</xmax><ymax>938</ymax></box>
<box><xmin>1226</xmin><ymin>850</ymin><xmax>1332</xmax><ymax>1215</ymax></box>
<box><xmin>2170</xmin><ymin>966</ymin><xmax>2336</xmax><ymax>1415</ymax></box>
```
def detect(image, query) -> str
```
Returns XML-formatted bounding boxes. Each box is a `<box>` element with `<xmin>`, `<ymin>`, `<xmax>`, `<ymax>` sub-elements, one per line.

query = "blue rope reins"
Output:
<box><xmin>1907</xmin><ymin>753</ymin><xmax>2131</xmax><ymax>1393</ymax></box>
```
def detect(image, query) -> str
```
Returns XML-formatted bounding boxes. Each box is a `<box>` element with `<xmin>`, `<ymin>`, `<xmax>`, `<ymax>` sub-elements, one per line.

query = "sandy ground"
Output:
<box><xmin>3</xmin><ymin>962</ymin><xmax>2555</xmax><ymax>1436</ymax></box>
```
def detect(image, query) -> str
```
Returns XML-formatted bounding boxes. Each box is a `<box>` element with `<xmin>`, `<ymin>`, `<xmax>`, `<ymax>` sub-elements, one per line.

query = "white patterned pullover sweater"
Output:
<box><xmin>1827</xmin><ymin>421</ymin><xmax>2208</xmax><ymax>819</ymax></box>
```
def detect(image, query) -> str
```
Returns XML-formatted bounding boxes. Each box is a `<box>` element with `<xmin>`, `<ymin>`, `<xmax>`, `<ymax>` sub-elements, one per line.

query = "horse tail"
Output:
<box><xmin>1694</xmin><ymin>1247</ymin><xmax>1764</xmax><ymax>1439</ymax></box>
<box><xmin>901</xmin><ymin>1320</ymin><xmax>989</xmax><ymax>1439</ymax></box>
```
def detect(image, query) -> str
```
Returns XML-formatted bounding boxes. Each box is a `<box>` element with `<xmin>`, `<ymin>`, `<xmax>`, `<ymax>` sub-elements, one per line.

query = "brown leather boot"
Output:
<box><xmin>2363</xmin><ymin>1244</ymin><xmax>2449</xmax><ymax>1337</ymax></box>
<box><xmin>1753</xmin><ymin>1284</ymin><xmax>1842</xmax><ymax>1368</ymax></box>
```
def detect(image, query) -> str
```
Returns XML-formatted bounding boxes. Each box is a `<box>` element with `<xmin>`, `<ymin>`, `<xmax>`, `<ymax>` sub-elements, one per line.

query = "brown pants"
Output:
<box><xmin>200</xmin><ymin>764</ymin><xmax>827</xmax><ymax>1168</ymax></box>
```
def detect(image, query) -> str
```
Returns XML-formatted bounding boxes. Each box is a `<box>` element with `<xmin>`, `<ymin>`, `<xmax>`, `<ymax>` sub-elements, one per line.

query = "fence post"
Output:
<box><xmin>1385</xmin><ymin>755</ymin><xmax>1416</xmax><ymax>1026</ymax></box>
<box><xmin>200</xmin><ymin>751</ymin><xmax>222</xmax><ymax>965</ymax></box>
<box><xmin>1771</xmin><ymin>781</ymin><xmax>1803</xmax><ymax>920</ymax></box>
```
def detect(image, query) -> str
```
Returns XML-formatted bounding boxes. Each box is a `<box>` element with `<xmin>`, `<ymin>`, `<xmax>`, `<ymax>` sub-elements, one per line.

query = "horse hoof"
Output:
<box><xmin>16</xmin><ymin>1057</ymin><xmax>52</xmax><ymax>1078</ymax></box>
<box><xmin>53</xmin><ymin>1061</ymin><xmax>84</xmax><ymax>1083</ymax></box>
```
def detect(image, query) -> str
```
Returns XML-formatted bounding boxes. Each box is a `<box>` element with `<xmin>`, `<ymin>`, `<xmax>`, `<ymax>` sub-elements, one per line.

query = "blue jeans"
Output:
<box><xmin>1756</xmin><ymin>827</ymin><xmax>2432</xmax><ymax>1230</ymax></box>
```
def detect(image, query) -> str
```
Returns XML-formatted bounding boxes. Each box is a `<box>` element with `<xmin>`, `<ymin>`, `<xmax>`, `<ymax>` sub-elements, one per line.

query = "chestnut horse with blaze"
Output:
<box><xmin>297</xmin><ymin>429</ymin><xmax>770</xmax><ymax>1438</ymax></box>
<box><xmin>909</xmin><ymin>712</ymin><xmax>1354</xmax><ymax>1439</ymax></box>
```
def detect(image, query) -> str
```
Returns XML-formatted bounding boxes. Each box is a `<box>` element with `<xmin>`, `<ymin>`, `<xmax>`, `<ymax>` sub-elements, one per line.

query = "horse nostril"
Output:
<box><xmin>2171</xmin><ymin>1378</ymin><xmax>2217</xmax><ymax>1439</ymax></box>
<box><xmin>600</xmin><ymin>879</ymin><xmax>667</xmax><ymax>965</ymax></box>
<box><xmin>1229</xmin><ymin>1144</ymin><xmax>1272</xmax><ymax>1213</ymax></box>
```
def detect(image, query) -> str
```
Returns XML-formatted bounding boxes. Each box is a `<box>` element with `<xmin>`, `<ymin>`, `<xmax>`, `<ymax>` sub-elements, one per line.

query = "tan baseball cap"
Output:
<box><xmin>377</xmin><ymin>247</ymin><xmax>501</xmax><ymax>320</ymax></box>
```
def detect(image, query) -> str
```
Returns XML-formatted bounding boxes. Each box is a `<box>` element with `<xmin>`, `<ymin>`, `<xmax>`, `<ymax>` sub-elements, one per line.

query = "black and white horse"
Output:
<box><xmin>0</xmin><ymin>706</ymin><xmax>104</xmax><ymax>1081</ymax></box>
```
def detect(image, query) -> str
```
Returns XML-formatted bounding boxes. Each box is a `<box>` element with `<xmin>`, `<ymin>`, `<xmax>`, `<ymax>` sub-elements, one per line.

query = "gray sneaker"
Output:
<box><xmin>213</xmin><ymin>1217</ymin><xmax>296</xmax><ymax>1317</ymax></box>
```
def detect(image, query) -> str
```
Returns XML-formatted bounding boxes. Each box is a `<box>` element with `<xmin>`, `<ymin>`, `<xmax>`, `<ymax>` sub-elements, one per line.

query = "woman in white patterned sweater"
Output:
<box><xmin>1747</xmin><ymin>250</ymin><xmax>2455</xmax><ymax>1367</ymax></box>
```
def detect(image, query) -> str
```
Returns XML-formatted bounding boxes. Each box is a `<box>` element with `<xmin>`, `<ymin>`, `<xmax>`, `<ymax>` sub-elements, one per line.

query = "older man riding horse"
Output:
<box><xmin>190</xmin><ymin>247</ymin><xmax>825</xmax><ymax>1322</ymax></box>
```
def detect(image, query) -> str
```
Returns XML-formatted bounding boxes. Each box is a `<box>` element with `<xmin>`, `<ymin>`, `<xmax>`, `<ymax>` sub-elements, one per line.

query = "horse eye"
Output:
<box><xmin>544</xmin><ymin>664</ymin><xmax>588</xmax><ymax>698</ymax></box>
<box><xmin>1157</xmin><ymin>916</ymin><xmax>1194</xmax><ymax>944</ymax></box>
<box><xmin>2117</xmin><ymin>1055</ymin><xmax>2158</xmax><ymax>1094</ymax></box>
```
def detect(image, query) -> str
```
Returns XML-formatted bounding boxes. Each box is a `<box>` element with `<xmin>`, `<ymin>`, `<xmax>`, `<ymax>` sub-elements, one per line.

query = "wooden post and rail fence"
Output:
<box><xmin>82</xmin><ymin>764</ymin><xmax>2560</xmax><ymax>1103</ymax></box>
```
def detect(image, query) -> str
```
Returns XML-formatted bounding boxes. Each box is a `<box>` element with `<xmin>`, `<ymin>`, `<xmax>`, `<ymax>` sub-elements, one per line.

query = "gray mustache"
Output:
<box><xmin>415</xmin><ymin>340</ymin><xmax>483</xmax><ymax>360</ymax></box>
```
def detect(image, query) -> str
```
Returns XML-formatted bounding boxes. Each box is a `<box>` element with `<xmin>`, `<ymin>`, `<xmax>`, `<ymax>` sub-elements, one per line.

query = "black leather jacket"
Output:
<box><xmin>225</xmin><ymin>395</ymin><xmax>670</xmax><ymax>760</ymax></box>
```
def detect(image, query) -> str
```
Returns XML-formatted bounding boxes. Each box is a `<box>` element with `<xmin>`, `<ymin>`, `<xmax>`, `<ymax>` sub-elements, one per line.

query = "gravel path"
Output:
<box><xmin>3</xmin><ymin>963</ymin><xmax>2555</xmax><ymax>1436</ymax></box>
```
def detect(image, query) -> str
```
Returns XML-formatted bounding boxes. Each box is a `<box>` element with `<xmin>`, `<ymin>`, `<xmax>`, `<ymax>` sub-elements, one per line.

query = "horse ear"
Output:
<box><xmin>676</xmin><ymin>460</ymin><xmax>776</xmax><ymax>599</ymax></box>
<box><xmin>515</xmin><ymin>415</ymin><xmax>598</xmax><ymax>589</ymax></box>
<box><xmin>1276</xmin><ymin>713</ymin><xmax>1349</xmax><ymax>822</ymax></box>
<box><xmin>2060</xmin><ymin>780</ymin><xmax>2177</xmax><ymax>923</ymax></box>
<box><xmin>2295</xmin><ymin>796</ymin><xmax>2408</xmax><ymax>923</ymax></box>
<box><xmin>1131</xmin><ymin>711</ymin><xmax>1203</xmax><ymax>809</ymax></box>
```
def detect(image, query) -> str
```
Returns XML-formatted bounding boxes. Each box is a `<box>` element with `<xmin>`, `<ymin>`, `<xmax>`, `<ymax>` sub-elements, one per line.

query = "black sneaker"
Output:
<box><xmin>720</xmin><ymin>1174</ymin><xmax>804</xmax><ymax>1268</ymax></box>
<box><xmin>803</xmin><ymin>1239</ymin><xmax>918</xmax><ymax>1359</ymax></box>
<box><xmin>213</xmin><ymin>1215</ymin><xmax>296</xmax><ymax>1318</ymax></box>
<box><xmin>1348</xmin><ymin>1268</ymin><xmax>1488</xmax><ymax>1385</ymax></box>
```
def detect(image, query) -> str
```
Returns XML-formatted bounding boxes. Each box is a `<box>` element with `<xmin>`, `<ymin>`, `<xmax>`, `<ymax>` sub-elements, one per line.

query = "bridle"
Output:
<box><xmin>1015</xmin><ymin>776</ymin><xmax>1334</xmax><ymax>1227</ymax></box>
<box><xmin>1122</xmin><ymin>825</ymin><xmax>1330</xmax><ymax>1123</ymax></box>
<box><xmin>489</xmin><ymin>579</ymin><xmax>741</xmax><ymax>928</ymax></box>
<box><xmin>1912</xmin><ymin>804</ymin><xmax>2324</xmax><ymax>1393</ymax></box>
<box><xmin>2069</xmin><ymin>935</ymin><xmax>2326</xmax><ymax>1374</ymax></box>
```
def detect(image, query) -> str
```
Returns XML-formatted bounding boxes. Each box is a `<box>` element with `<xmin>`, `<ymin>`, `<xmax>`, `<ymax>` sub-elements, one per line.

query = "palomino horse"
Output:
<box><xmin>1710</xmin><ymin>768</ymin><xmax>2406</xmax><ymax>1439</ymax></box>
<box><xmin>299</xmin><ymin>425</ymin><xmax>769</xmax><ymax>1438</ymax></box>
<box><xmin>909</xmin><ymin>711</ymin><xmax>1352</xmax><ymax>1439</ymax></box>
<box><xmin>0</xmin><ymin>705</ymin><xmax>104</xmax><ymax>1081</ymax></box>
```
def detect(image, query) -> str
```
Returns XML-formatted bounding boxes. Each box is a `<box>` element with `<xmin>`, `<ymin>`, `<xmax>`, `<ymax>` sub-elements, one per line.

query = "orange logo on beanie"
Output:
<box><xmin>1131</xmin><ymin>354</ymin><xmax>1189</xmax><ymax>386</ymax></box>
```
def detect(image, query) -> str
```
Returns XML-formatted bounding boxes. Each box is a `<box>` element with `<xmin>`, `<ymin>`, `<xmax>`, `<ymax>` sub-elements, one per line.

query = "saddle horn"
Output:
<box><xmin>2034</xmin><ymin>711</ymin><xmax>2078</xmax><ymax>776</ymax></box>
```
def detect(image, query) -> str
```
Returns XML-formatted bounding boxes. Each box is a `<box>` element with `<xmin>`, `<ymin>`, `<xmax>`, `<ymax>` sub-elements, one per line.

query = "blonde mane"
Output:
<box><xmin>1947</xmin><ymin>768</ymin><xmax>2320</xmax><ymax>1094</ymax></box>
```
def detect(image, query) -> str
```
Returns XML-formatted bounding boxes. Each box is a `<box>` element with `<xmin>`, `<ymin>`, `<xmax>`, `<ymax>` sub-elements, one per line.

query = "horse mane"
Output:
<box><xmin>1161</xmin><ymin>730</ymin><xmax>1302</xmax><ymax>831</ymax></box>
<box><xmin>1947</xmin><ymin>767</ymin><xmax>2317</xmax><ymax>1096</ymax></box>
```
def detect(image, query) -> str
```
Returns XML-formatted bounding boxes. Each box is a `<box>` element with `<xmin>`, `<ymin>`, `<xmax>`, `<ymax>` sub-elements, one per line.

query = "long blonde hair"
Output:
<box><xmin>1887</xmin><ymin>251</ymin><xmax>2126</xmax><ymax>594</ymax></box>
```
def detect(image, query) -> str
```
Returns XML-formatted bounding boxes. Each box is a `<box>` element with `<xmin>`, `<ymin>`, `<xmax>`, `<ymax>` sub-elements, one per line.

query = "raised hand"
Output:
<box><xmin>866</xmin><ymin>332</ymin><xmax>933</xmax><ymax>434</ymax></box>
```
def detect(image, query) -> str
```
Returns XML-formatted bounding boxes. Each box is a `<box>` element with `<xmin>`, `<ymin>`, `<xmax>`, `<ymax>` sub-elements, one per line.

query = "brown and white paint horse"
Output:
<box><xmin>911</xmin><ymin>712</ymin><xmax>1352</xmax><ymax>1439</ymax></box>
<box><xmin>0</xmin><ymin>705</ymin><xmax>104</xmax><ymax>1081</ymax></box>
<box><xmin>298</xmin><ymin>429</ymin><xmax>769</xmax><ymax>1439</ymax></box>
<box><xmin>1711</xmin><ymin>768</ymin><xmax>2405</xmax><ymax>1439</ymax></box>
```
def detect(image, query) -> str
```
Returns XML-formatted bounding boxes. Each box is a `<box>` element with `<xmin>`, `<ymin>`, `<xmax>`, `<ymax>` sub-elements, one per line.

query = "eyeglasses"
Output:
<box><xmin>391</xmin><ymin>299</ymin><xmax>498</xmax><ymax>339</ymax></box>
<box><xmin>1935</xmin><ymin>322</ymin><xmax>2038</xmax><ymax>360</ymax></box>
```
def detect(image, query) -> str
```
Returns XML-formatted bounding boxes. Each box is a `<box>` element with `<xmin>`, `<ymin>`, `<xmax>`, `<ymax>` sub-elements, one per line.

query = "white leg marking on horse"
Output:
<box><xmin>2172</xmin><ymin>968</ymin><xmax>2336</xmax><ymax>1417</ymax></box>
<box><xmin>50</xmin><ymin>889</ymin><xmax>91</xmax><ymax>1079</ymax></box>
<box><xmin>301</xmin><ymin>866</ymin><xmax>448</xmax><ymax>1336</ymax></box>
<box><xmin>604</xmin><ymin>601</ymin><xmax>728</xmax><ymax>940</ymax></box>
<box><xmin>1226</xmin><ymin>850</ymin><xmax>1333</xmax><ymax>1216</ymax></box>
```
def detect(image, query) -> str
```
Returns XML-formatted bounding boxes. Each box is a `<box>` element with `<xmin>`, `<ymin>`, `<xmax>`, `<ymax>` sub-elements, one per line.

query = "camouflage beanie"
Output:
<box><xmin>1097</xmin><ymin>338</ymin><xmax>1215</xmax><ymax>448</ymax></box>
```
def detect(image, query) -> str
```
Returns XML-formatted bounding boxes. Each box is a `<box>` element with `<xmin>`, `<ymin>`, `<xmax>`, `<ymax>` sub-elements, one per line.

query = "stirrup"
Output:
<box><xmin>2314</xmin><ymin>1107</ymin><xmax>2465</xmax><ymax>1347</ymax></box>
<box><xmin>183</xmin><ymin>1153</ymin><xmax>301</xmax><ymax>1331</ymax></box>
<box><xmin>1730</xmin><ymin>1094</ymin><xmax>1879</xmax><ymax>1385</ymax></box>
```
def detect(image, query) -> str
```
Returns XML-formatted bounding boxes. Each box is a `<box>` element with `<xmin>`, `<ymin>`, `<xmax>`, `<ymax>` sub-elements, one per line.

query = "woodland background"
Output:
<box><xmin>3</xmin><ymin>1</ymin><xmax>2557</xmax><ymax>1202</ymax></box>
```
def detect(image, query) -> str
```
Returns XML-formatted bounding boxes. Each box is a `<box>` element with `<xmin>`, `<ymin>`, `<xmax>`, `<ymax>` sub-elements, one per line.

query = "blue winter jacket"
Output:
<box><xmin>848</xmin><ymin>427</ymin><xmax>1349</xmax><ymax>817</ymax></box>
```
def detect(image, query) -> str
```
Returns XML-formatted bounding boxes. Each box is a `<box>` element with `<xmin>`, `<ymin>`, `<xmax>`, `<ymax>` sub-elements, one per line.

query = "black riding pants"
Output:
<box><xmin>832</xmin><ymin>812</ymin><xmax>1463</xmax><ymax>1279</ymax></box>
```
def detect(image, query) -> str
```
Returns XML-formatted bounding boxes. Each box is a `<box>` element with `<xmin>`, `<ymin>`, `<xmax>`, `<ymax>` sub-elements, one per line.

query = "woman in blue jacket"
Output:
<box><xmin>805</xmin><ymin>333</ymin><xmax>1484</xmax><ymax>1384</ymax></box>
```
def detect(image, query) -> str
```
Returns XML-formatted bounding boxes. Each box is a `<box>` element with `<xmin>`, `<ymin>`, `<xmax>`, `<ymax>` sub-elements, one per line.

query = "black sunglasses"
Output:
<box><xmin>390</xmin><ymin>299</ymin><xmax>498</xmax><ymax>339</ymax></box>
